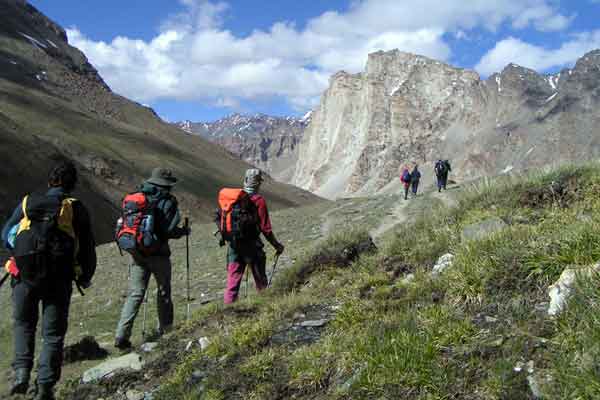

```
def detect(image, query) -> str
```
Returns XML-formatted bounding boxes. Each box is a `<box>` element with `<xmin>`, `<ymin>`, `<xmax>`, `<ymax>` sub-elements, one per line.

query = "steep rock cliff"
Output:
<box><xmin>294</xmin><ymin>49</ymin><xmax>600</xmax><ymax>198</ymax></box>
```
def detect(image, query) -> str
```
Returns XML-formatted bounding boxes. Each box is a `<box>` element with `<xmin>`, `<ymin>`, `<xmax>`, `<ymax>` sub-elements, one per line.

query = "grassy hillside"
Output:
<box><xmin>0</xmin><ymin>0</ymin><xmax>320</xmax><ymax>243</ymax></box>
<box><xmin>0</xmin><ymin>191</ymin><xmax>402</xmax><ymax>397</ymax></box>
<box><xmin>51</xmin><ymin>162</ymin><xmax>600</xmax><ymax>399</ymax></box>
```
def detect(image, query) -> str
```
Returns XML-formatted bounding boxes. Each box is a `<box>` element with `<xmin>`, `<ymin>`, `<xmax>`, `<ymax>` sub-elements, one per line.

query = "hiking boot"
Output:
<box><xmin>114</xmin><ymin>337</ymin><xmax>132</xmax><ymax>350</ymax></box>
<box><xmin>9</xmin><ymin>369</ymin><xmax>30</xmax><ymax>395</ymax></box>
<box><xmin>34</xmin><ymin>384</ymin><xmax>55</xmax><ymax>400</ymax></box>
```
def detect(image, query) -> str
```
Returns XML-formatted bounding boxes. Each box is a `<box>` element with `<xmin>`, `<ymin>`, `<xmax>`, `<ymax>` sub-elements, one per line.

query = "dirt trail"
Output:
<box><xmin>431</xmin><ymin>187</ymin><xmax>459</xmax><ymax>208</ymax></box>
<box><xmin>370</xmin><ymin>199</ymin><xmax>409</xmax><ymax>242</ymax></box>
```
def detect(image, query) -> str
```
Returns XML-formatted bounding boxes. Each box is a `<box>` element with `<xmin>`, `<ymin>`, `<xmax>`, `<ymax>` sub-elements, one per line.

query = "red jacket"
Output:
<box><xmin>400</xmin><ymin>169</ymin><xmax>411</xmax><ymax>188</ymax></box>
<box><xmin>249</xmin><ymin>194</ymin><xmax>273</xmax><ymax>236</ymax></box>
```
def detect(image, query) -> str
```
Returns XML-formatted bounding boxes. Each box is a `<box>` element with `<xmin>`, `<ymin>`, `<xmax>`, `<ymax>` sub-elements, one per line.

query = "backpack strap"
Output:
<box><xmin>58</xmin><ymin>198</ymin><xmax>77</xmax><ymax>240</ymax></box>
<box><xmin>17</xmin><ymin>195</ymin><xmax>31</xmax><ymax>235</ymax></box>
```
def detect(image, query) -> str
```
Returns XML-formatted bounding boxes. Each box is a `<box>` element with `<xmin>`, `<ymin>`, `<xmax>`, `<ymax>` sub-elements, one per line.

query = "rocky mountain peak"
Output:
<box><xmin>174</xmin><ymin>113</ymin><xmax>309</xmax><ymax>182</ymax></box>
<box><xmin>294</xmin><ymin>48</ymin><xmax>600</xmax><ymax>199</ymax></box>
<box><xmin>0</xmin><ymin>0</ymin><xmax>108</xmax><ymax>89</ymax></box>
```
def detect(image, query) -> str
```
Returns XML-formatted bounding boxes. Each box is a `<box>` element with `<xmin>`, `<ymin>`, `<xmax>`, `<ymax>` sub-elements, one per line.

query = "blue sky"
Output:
<box><xmin>29</xmin><ymin>0</ymin><xmax>600</xmax><ymax>122</ymax></box>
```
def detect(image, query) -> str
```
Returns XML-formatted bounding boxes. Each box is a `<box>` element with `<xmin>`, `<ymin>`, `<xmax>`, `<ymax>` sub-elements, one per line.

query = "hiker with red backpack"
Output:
<box><xmin>400</xmin><ymin>166</ymin><xmax>412</xmax><ymax>200</ymax></box>
<box><xmin>114</xmin><ymin>168</ymin><xmax>190</xmax><ymax>350</ymax></box>
<box><xmin>216</xmin><ymin>169</ymin><xmax>285</xmax><ymax>304</ymax></box>
<box><xmin>1</xmin><ymin>161</ymin><xmax>96</xmax><ymax>400</ymax></box>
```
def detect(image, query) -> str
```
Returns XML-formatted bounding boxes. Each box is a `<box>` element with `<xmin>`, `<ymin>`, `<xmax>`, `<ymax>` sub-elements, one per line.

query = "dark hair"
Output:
<box><xmin>48</xmin><ymin>161</ymin><xmax>78</xmax><ymax>191</ymax></box>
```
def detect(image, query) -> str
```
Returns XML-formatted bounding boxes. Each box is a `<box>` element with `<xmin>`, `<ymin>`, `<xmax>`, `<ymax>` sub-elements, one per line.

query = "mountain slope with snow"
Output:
<box><xmin>176</xmin><ymin>113</ymin><xmax>310</xmax><ymax>182</ymax></box>
<box><xmin>0</xmin><ymin>0</ymin><xmax>320</xmax><ymax>242</ymax></box>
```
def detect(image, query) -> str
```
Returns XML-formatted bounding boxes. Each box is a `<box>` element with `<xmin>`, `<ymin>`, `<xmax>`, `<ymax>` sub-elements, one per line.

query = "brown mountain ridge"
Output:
<box><xmin>0</xmin><ymin>0</ymin><xmax>321</xmax><ymax>243</ymax></box>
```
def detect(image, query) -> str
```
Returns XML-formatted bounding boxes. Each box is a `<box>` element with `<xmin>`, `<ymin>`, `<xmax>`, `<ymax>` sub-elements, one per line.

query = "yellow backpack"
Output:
<box><xmin>9</xmin><ymin>194</ymin><xmax>82</xmax><ymax>283</ymax></box>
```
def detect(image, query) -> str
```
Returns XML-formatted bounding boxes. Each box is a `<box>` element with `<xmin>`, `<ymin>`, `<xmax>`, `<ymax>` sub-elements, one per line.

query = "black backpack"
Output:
<box><xmin>12</xmin><ymin>193</ymin><xmax>77</xmax><ymax>286</ymax></box>
<box><xmin>435</xmin><ymin>161</ymin><xmax>448</xmax><ymax>176</ymax></box>
<box><xmin>214</xmin><ymin>188</ymin><xmax>259</xmax><ymax>247</ymax></box>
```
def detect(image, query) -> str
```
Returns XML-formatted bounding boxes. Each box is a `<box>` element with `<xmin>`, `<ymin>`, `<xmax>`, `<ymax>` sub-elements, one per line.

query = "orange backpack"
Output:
<box><xmin>215</xmin><ymin>189</ymin><xmax>259</xmax><ymax>246</ymax></box>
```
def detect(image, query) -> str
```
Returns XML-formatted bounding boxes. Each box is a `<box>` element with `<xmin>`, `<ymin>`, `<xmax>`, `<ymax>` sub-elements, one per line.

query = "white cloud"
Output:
<box><xmin>475</xmin><ymin>31</ymin><xmax>600</xmax><ymax>76</ymax></box>
<box><xmin>511</xmin><ymin>5</ymin><xmax>575</xmax><ymax>32</ymax></box>
<box><xmin>68</xmin><ymin>0</ymin><xmax>574</xmax><ymax>111</ymax></box>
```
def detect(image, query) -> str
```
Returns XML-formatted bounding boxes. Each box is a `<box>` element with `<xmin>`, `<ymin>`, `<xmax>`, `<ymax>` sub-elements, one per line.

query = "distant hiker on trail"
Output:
<box><xmin>114</xmin><ymin>168</ymin><xmax>190</xmax><ymax>350</ymax></box>
<box><xmin>216</xmin><ymin>169</ymin><xmax>285</xmax><ymax>304</ymax></box>
<box><xmin>434</xmin><ymin>159</ymin><xmax>452</xmax><ymax>192</ymax></box>
<box><xmin>1</xmin><ymin>161</ymin><xmax>96</xmax><ymax>400</ymax></box>
<box><xmin>400</xmin><ymin>166</ymin><xmax>412</xmax><ymax>200</ymax></box>
<box><xmin>410</xmin><ymin>164</ymin><xmax>422</xmax><ymax>197</ymax></box>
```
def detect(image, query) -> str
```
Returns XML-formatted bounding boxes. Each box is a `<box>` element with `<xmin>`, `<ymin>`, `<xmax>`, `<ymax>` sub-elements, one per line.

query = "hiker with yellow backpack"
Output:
<box><xmin>216</xmin><ymin>169</ymin><xmax>285</xmax><ymax>304</ymax></box>
<box><xmin>1</xmin><ymin>161</ymin><xmax>96</xmax><ymax>400</ymax></box>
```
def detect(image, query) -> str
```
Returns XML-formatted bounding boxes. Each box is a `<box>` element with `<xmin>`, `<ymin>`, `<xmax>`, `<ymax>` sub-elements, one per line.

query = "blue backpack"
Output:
<box><xmin>401</xmin><ymin>169</ymin><xmax>411</xmax><ymax>183</ymax></box>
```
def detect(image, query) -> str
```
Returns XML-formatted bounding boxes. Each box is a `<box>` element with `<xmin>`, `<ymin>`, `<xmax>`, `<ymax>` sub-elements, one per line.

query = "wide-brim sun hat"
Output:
<box><xmin>147</xmin><ymin>167</ymin><xmax>178</xmax><ymax>187</ymax></box>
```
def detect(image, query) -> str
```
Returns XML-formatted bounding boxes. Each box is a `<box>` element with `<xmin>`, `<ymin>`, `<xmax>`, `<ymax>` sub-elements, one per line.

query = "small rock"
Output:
<box><xmin>514</xmin><ymin>361</ymin><xmax>524</xmax><ymax>372</ymax></box>
<box><xmin>83</xmin><ymin>353</ymin><xmax>144</xmax><ymax>383</ymax></box>
<box><xmin>548</xmin><ymin>263</ymin><xmax>600</xmax><ymax>316</ymax></box>
<box><xmin>401</xmin><ymin>273</ymin><xmax>415</xmax><ymax>284</ymax></box>
<box><xmin>432</xmin><ymin>254</ymin><xmax>454</xmax><ymax>275</ymax></box>
<box><xmin>292</xmin><ymin>312</ymin><xmax>307</xmax><ymax>319</ymax></box>
<box><xmin>140</xmin><ymin>342</ymin><xmax>158</xmax><ymax>353</ymax></box>
<box><xmin>526</xmin><ymin>360</ymin><xmax>535</xmax><ymax>374</ymax></box>
<box><xmin>339</xmin><ymin>366</ymin><xmax>365</xmax><ymax>393</ymax></box>
<box><xmin>126</xmin><ymin>389</ymin><xmax>144</xmax><ymax>400</ymax></box>
<box><xmin>191</xmin><ymin>370</ymin><xmax>207</xmax><ymax>383</ymax></box>
<box><xmin>484</xmin><ymin>316</ymin><xmax>498</xmax><ymax>323</ymax></box>
<box><xmin>185</xmin><ymin>341</ymin><xmax>194</xmax><ymax>352</ymax></box>
<box><xmin>527</xmin><ymin>376</ymin><xmax>542</xmax><ymax>399</ymax></box>
<box><xmin>299</xmin><ymin>319</ymin><xmax>328</xmax><ymax>328</ymax></box>
<box><xmin>198</xmin><ymin>337</ymin><xmax>210</xmax><ymax>351</ymax></box>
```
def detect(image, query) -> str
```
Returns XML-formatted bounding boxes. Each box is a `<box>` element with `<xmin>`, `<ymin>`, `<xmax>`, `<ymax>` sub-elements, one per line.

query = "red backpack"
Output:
<box><xmin>115</xmin><ymin>192</ymin><xmax>160</xmax><ymax>256</ymax></box>
<box><xmin>214</xmin><ymin>189</ymin><xmax>259</xmax><ymax>246</ymax></box>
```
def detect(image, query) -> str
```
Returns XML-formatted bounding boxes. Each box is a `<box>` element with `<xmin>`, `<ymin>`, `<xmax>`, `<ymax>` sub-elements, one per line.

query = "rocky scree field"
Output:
<box><xmin>47</xmin><ymin>162</ymin><xmax>600</xmax><ymax>400</ymax></box>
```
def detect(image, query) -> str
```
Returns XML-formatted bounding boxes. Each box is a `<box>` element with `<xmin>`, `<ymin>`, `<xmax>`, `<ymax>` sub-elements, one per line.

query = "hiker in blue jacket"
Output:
<box><xmin>410</xmin><ymin>164</ymin><xmax>421</xmax><ymax>197</ymax></box>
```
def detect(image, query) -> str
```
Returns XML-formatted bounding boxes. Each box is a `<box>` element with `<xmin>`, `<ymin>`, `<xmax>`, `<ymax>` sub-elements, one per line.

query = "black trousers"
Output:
<box><xmin>12</xmin><ymin>278</ymin><xmax>72</xmax><ymax>386</ymax></box>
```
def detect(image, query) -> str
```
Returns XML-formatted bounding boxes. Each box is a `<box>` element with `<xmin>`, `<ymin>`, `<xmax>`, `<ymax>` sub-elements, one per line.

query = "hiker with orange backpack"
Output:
<box><xmin>216</xmin><ymin>169</ymin><xmax>284</xmax><ymax>304</ymax></box>
<box><xmin>1</xmin><ymin>161</ymin><xmax>96</xmax><ymax>400</ymax></box>
<box><xmin>114</xmin><ymin>168</ymin><xmax>190</xmax><ymax>350</ymax></box>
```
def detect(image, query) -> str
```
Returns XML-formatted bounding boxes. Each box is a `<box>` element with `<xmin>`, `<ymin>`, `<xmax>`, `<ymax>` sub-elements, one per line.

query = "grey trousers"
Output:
<box><xmin>115</xmin><ymin>255</ymin><xmax>173</xmax><ymax>340</ymax></box>
<box><xmin>12</xmin><ymin>279</ymin><xmax>72</xmax><ymax>386</ymax></box>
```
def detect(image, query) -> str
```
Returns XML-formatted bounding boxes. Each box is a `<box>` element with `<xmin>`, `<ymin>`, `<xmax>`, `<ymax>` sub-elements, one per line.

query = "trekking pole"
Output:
<box><xmin>185</xmin><ymin>217</ymin><xmax>191</xmax><ymax>321</ymax></box>
<box><xmin>267</xmin><ymin>254</ymin><xmax>281</xmax><ymax>287</ymax></box>
<box><xmin>141</xmin><ymin>287</ymin><xmax>149</xmax><ymax>340</ymax></box>
<box><xmin>0</xmin><ymin>272</ymin><xmax>9</xmax><ymax>290</ymax></box>
<box><xmin>244</xmin><ymin>268</ymin><xmax>249</xmax><ymax>299</ymax></box>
